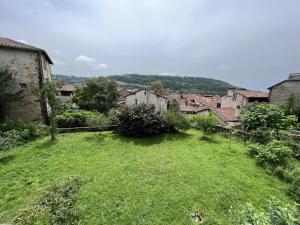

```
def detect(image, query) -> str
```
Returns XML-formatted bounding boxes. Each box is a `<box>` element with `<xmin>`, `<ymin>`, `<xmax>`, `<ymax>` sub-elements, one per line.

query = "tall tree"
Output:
<box><xmin>73</xmin><ymin>78</ymin><xmax>119</xmax><ymax>113</ymax></box>
<box><xmin>40</xmin><ymin>81</ymin><xmax>59</xmax><ymax>141</ymax></box>
<box><xmin>150</xmin><ymin>80</ymin><xmax>164</xmax><ymax>93</ymax></box>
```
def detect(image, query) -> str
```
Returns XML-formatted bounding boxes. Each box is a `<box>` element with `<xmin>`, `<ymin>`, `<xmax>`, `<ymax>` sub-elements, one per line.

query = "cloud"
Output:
<box><xmin>92</xmin><ymin>64</ymin><xmax>109</xmax><ymax>70</ymax></box>
<box><xmin>75</xmin><ymin>54</ymin><xmax>96</xmax><ymax>64</ymax></box>
<box><xmin>159</xmin><ymin>72</ymin><xmax>173</xmax><ymax>76</ymax></box>
<box><xmin>218</xmin><ymin>64</ymin><xmax>232</xmax><ymax>71</ymax></box>
<box><xmin>16</xmin><ymin>39</ymin><xmax>28</xmax><ymax>44</ymax></box>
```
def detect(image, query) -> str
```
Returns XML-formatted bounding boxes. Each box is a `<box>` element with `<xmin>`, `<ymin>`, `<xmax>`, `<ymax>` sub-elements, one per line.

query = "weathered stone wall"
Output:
<box><xmin>0</xmin><ymin>48</ymin><xmax>51</xmax><ymax>122</ymax></box>
<box><xmin>269</xmin><ymin>81</ymin><xmax>300</xmax><ymax>108</ymax></box>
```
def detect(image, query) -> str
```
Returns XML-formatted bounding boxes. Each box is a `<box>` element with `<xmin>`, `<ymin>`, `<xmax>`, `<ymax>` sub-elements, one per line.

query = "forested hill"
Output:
<box><xmin>52</xmin><ymin>74</ymin><xmax>235</xmax><ymax>95</ymax></box>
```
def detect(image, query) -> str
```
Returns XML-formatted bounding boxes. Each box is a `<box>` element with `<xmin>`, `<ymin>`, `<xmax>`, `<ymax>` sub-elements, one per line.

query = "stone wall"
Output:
<box><xmin>0</xmin><ymin>48</ymin><xmax>51</xmax><ymax>122</ymax></box>
<box><xmin>269</xmin><ymin>80</ymin><xmax>300</xmax><ymax>108</ymax></box>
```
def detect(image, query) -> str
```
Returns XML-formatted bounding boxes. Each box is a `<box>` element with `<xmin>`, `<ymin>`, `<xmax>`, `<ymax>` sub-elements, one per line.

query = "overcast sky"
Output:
<box><xmin>1</xmin><ymin>0</ymin><xmax>300</xmax><ymax>90</ymax></box>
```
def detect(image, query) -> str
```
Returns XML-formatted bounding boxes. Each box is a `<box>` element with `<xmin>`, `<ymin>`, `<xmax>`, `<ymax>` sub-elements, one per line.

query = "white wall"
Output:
<box><xmin>125</xmin><ymin>90</ymin><xmax>168</xmax><ymax>111</ymax></box>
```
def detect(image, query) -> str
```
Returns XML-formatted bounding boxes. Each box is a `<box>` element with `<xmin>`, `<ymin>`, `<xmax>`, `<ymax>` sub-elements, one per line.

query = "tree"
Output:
<box><xmin>241</xmin><ymin>103</ymin><xmax>298</xmax><ymax>131</ymax></box>
<box><xmin>0</xmin><ymin>69</ymin><xmax>24</xmax><ymax>121</ymax></box>
<box><xmin>150</xmin><ymin>80</ymin><xmax>164</xmax><ymax>93</ymax></box>
<box><xmin>40</xmin><ymin>81</ymin><xmax>59</xmax><ymax>141</ymax></box>
<box><xmin>73</xmin><ymin>78</ymin><xmax>118</xmax><ymax>113</ymax></box>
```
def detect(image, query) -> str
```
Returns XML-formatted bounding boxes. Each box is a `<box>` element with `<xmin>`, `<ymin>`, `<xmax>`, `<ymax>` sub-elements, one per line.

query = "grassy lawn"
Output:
<box><xmin>0</xmin><ymin>129</ymin><xmax>293</xmax><ymax>224</ymax></box>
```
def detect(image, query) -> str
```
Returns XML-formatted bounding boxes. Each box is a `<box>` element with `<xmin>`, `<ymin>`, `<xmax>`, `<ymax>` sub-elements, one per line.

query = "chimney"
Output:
<box><xmin>288</xmin><ymin>73</ymin><xmax>300</xmax><ymax>80</ymax></box>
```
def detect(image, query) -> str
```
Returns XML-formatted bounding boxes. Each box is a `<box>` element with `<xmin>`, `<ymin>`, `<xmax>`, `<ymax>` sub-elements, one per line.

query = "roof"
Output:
<box><xmin>268</xmin><ymin>74</ymin><xmax>300</xmax><ymax>90</ymax></box>
<box><xmin>235</xmin><ymin>90</ymin><xmax>268</xmax><ymax>98</ymax></box>
<box><xmin>57</xmin><ymin>85</ymin><xmax>75</xmax><ymax>92</ymax></box>
<box><xmin>214</xmin><ymin>108</ymin><xmax>239</xmax><ymax>122</ymax></box>
<box><xmin>180</xmin><ymin>105</ymin><xmax>210</xmax><ymax>113</ymax></box>
<box><xmin>126</xmin><ymin>89</ymin><xmax>169</xmax><ymax>99</ymax></box>
<box><xmin>169</xmin><ymin>94</ymin><xmax>221</xmax><ymax>109</ymax></box>
<box><xmin>0</xmin><ymin>37</ymin><xmax>53</xmax><ymax>64</ymax></box>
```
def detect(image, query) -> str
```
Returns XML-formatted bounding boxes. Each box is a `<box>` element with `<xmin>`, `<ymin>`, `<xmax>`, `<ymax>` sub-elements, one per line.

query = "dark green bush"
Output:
<box><xmin>111</xmin><ymin>103</ymin><xmax>166</xmax><ymax>137</ymax></box>
<box><xmin>57</xmin><ymin>102</ymin><xmax>79</xmax><ymax>115</ymax></box>
<box><xmin>288</xmin><ymin>170</ymin><xmax>300</xmax><ymax>203</ymax></box>
<box><xmin>248</xmin><ymin>127</ymin><xmax>272</xmax><ymax>144</ymax></box>
<box><xmin>190</xmin><ymin>113</ymin><xmax>219</xmax><ymax>133</ymax></box>
<box><xmin>55</xmin><ymin>110</ymin><xmax>107</xmax><ymax>128</ymax></box>
<box><xmin>164</xmin><ymin>106</ymin><xmax>190</xmax><ymax>131</ymax></box>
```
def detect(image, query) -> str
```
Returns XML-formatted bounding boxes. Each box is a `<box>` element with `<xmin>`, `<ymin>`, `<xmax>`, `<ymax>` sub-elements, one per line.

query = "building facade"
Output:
<box><xmin>125</xmin><ymin>89</ymin><xmax>169</xmax><ymax>112</ymax></box>
<box><xmin>0</xmin><ymin>37</ymin><xmax>53</xmax><ymax>122</ymax></box>
<box><xmin>268</xmin><ymin>73</ymin><xmax>300</xmax><ymax>108</ymax></box>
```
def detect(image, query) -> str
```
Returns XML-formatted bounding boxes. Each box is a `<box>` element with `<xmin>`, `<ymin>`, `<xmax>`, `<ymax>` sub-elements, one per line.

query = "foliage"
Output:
<box><xmin>111</xmin><ymin>103</ymin><xmax>166</xmax><ymax>137</ymax></box>
<box><xmin>288</xmin><ymin>170</ymin><xmax>300</xmax><ymax>203</ymax></box>
<box><xmin>190</xmin><ymin>113</ymin><xmax>219</xmax><ymax>133</ymax></box>
<box><xmin>0</xmin><ymin>68</ymin><xmax>24</xmax><ymax>121</ymax></box>
<box><xmin>248</xmin><ymin>128</ymin><xmax>272</xmax><ymax>144</ymax></box>
<box><xmin>73</xmin><ymin>77</ymin><xmax>118</xmax><ymax>113</ymax></box>
<box><xmin>55</xmin><ymin>110</ymin><xmax>107</xmax><ymax>128</ymax></box>
<box><xmin>164</xmin><ymin>106</ymin><xmax>190</xmax><ymax>131</ymax></box>
<box><xmin>13</xmin><ymin>176</ymin><xmax>85</xmax><ymax>225</ymax></box>
<box><xmin>53</xmin><ymin>74</ymin><xmax>235</xmax><ymax>95</ymax></box>
<box><xmin>57</xmin><ymin>102</ymin><xmax>79</xmax><ymax>115</ymax></box>
<box><xmin>150</xmin><ymin>80</ymin><xmax>164</xmax><ymax>93</ymax></box>
<box><xmin>242</xmin><ymin>104</ymin><xmax>298</xmax><ymax>131</ymax></box>
<box><xmin>40</xmin><ymin>81</ymin><xmax>59</xmax><ymax>142</ymax></box>
<box><xmin>0</xmin><ymin>122</ymin><xmax>48</xmax><ymax>151</ymax></box>
<box><xmin>232</xmin><ymin>197</ymin><xmax>300</xmax><ymax>225</ymax></box>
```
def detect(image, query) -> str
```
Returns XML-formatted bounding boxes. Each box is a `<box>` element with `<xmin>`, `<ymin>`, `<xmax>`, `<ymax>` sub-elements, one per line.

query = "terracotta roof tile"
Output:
<box><xmin>214</xmin><ymin>108</ymin><xmax>238</xmax><ymax>122</ymax></box>
<box><xmin>235</xmin><ymin>90</ymin><xmax>268</xmax><ymax>98</ymax></box>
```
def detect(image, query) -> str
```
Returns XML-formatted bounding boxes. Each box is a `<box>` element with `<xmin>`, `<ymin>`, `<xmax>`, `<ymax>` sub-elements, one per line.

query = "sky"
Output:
<box><xmin>1</xmin><ymin>0</ymin><xmax>300</xmax><ymax>90</ymax></box>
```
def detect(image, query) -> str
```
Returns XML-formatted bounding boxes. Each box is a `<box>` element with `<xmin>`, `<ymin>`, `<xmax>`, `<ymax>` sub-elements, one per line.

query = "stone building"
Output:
<box><xmin>125</xmin><ymin>89</ymin><xmax>169</xmax><ymax>112</ymax></box>
<box><xmin>57</xmin><ymin>85</ymin><xmax>75</xmax><ymax>102</ymax></box>
<box><xmin>0</xmin><ymin>37</ymin><xmax>53</xmax><ymax>122</ymax></box>
<box><xmin>221</xmin><ymin>89</ymin><xmax>269</xmax><ymax>117</ymax></box>
<box><xmin>268</xmin><ymin>73</ymin><xmax>300</xmax><ymax>108</ymax></box>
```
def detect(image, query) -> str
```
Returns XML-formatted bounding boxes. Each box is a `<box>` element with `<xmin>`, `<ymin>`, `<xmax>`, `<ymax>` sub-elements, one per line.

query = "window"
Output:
<box><xmin>19</xmin><ymin>83</ymin><xmax>28</xmax><ymax>94</ymax></box>
<box><xmin>217</xmin><ymin>103</ymin><xmax>221</xmax><ymax>108</ymax></box>
<box><xmin>232</xmin><ymin>93</ymin><xmax>237</xmax><ymax>101</ymax></box>
<box><xmin>135</xmin><ymin>99</ymin><xmax>138</xmax><ymax>105</ymax></box>
<box><xmin>144</xmin><ymin>91</ymin><xmax>147</xmax><ymax>95</ymax></box>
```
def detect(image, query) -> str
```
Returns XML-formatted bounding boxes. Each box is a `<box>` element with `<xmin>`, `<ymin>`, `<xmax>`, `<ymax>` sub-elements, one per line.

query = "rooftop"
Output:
<box><xmin>0</xmin><ymin>37</ymin><xmax>53</xmax><ymax>64</ymax></box>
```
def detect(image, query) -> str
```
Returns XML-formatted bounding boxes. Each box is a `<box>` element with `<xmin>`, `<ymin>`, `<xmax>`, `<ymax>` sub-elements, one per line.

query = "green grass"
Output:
<box><xmin>0</xmin><ymin>130</ymin><xmax>293</xmax><ymax>224</ymax></box>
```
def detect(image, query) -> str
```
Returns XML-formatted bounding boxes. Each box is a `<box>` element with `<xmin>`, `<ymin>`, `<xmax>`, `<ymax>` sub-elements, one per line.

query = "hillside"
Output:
<box><xmin>52</xmin><ymin>74</ymin><xmax>235</xmax><ymax>95</ymax></box>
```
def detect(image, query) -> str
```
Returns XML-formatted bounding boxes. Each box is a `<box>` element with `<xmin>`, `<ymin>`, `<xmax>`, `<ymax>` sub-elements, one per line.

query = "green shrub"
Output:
<box><xmin>190</xmin><ymin>113</ymin><xmax>219</xmax><ymax>133</ymax></box>
<box><xmin>111</xmin><ymin>103</ymin><xmax>166</xmax><ymax>137</ymax></box>
<box><xmin>232</xmin><ymin>197</ymin><xmax>299</xmax><ymax>225</ymax></box>
<box><xmin>13</xmin><ymin>176</ymin><xmax>85</xmax><ymax>225</ymax></box>
<box><xmin>57</xmin><ymin>102</ymin><xmax>79</xmax><ymax>114</ymax></box>
<box><xmin>164</xmin><ymin>106</ymin><xmax>190</xmax><ymax>131</ymax></box>
<box><xmin>55</xmin><ymin>110</ymin><xmax>107</xmax><ymax>128</ymax></box>
<box><xmin>288</xmin><ymin>170</ymin><xmax>300</xmax><ymax>203</ymax></box>
<box><xmin>255</xmin><ymin>140</ymin><xmax>293</xmax><ymax>170</ymax></box>
<box><xmin>248</xmin><ymin>127</ymin><xmax>272</xmax><ymax>144</ymax></box>
<box><xmin>242</xmin><ymin>103</ymin><xmax>298</xmax><ymax>131</ymax></box>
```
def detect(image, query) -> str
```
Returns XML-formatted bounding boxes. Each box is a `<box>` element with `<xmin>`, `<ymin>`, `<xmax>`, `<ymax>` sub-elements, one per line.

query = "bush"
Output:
<box><xmin>55</xmin><ymin>110</ymin><xmax>107</xmax><ymax>128</ymax></box>
<box><xmin>111</xmin><ymin>103</ymin><xmax>166</xmax><ymax>137</ymax></box>
<box><xmin>242</xmin><ymin>103</ymin><xmax>298</xmax><ymax>131</ymax></box>
<box><xmin>248</xmin><ymin>128</ymin><xmax>272</xmax><ymax>144</ymax></box>
<box><xmin>190</xmin><ymin>113</ymin><xmax>219</xmax><ymax>133</ymax></box>
<box><xmin>0</xmin><ymin>122</ymin><xmax>49</xmax><ymax>151</ymax></box>
<box><xmin>255</xmin><ymin>140</ymin><xmax>293</xmax><ymax>170</ymax></box>
<box><xmin>232</xmin><ymin>197</ymin><xmax>299</xmax><ymax>225</ymax></box>
<box><xmin>288</xmin><ymin>170</ymin><xmax>300</xmax><ymax>203</ymax></box>
<box><xmin>57</xmin><ymin>102</ymin><xmax>79</xmax><ymax>115</ymax></box>
<box><xmin>13</xmin><ymin>176</ymin><xmax>85</xmax><ymax>225</ymax></box>
<box><xmin>164</xmin><ymin>106</ymin><xmax>190</xmax><ymax>131</ymax></box>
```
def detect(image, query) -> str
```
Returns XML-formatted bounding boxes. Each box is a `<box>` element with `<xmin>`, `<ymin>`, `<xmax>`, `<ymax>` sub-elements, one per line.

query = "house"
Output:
<box><xmin>169</xmin><ymin>94</ymin><xmax>221</xmax><ymax>115</ymax></box>
<box><xmin>125</xmin><ymin>89</ymin><xmax>169</xmax><ymax>111</ymax></box>
<box><xmin>118</xmin><ymin>88</ymin><xmax>138</xmax><ymax>104</ymax></box>
<box><xmin>57</xmin><ymin>85</ymin><xmax>75</xmax><ymax>102</ymax></box>
<box><xmin>0</xmin><ymin>37</ymin><xmax>53</xmax><ymax>122</ymax></box>
<box><xmin>268</xmin><ymin>73</ymin><xmax>300</xmax><ymax>108</ymax></box>
<box><xmin>221</xmin><ymin>89</ymin><xmax>269</xmax><ymax>117</ymax></box>
<box><xmin>214</xmin><ymin>108</ymin><xmax>240</xmax><ymax>127</ymax></box>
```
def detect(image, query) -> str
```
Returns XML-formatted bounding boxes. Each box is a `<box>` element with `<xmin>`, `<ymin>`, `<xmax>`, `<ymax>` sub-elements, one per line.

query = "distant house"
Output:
<box><xmin>0</xmin><ymin>37</ymin><xmax>53</xmax><ymax>122</ymax></box>
<box><xmin>125</xmin><ymin>89</ymin><xmax>169</xmax><ymax>111</ymax></box>
<box><xmin>221</xmin><ymin>89</ymin><xmax>268</xmax><ymax>118</ymax></box>
<box><xmin>57</xmin><ymin>85</ymin><xmax>75</xmax><ymax>102</ymax></box>
<box><xmin>169</xmin><ymin>94</ymin><xmax>221</xmax><ymax>115</ymax></box>
<box><xmin>268</xmin><ymin>73</ymin><xmax>300</xmax><ymax>108</ymax></box>
<box><xmin>214</xmin><ymin>108</ymin><xmax>240</xmax><ymax>127</ymax></box>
